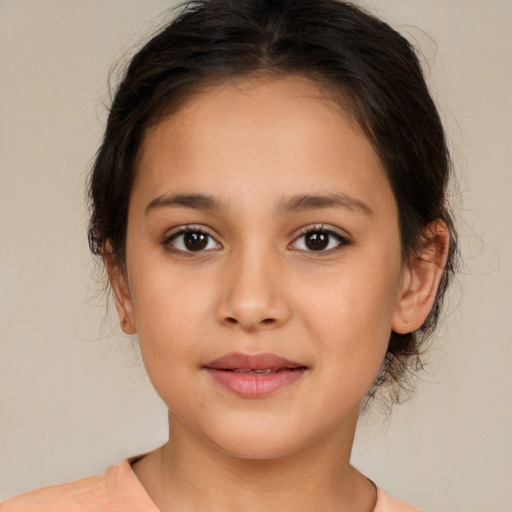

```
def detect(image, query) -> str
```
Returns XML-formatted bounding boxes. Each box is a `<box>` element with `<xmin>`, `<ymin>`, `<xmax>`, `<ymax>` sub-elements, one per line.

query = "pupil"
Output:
<box><xmin>184</xmin><ymin>232</ymin><xmax>208</xmax><ymax>251</ymax></box>
<box><xmin>306</xmin><ymin>232</ymin><xmax>328</xmax><ymax>250</ymax></box>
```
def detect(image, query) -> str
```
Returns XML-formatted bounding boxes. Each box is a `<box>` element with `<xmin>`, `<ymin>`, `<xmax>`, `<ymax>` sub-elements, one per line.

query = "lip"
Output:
<box><xmin>204</xmin><ymin>352</ymin><xmax>308</xmax><ymax>398</ymax></box>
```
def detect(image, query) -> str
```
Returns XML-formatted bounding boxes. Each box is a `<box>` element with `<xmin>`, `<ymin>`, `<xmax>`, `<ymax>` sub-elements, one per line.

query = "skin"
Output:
<box><xmin>108</xmin><ymin>75</ymin><xmax>448</xmax><ymax>512</ymax></box>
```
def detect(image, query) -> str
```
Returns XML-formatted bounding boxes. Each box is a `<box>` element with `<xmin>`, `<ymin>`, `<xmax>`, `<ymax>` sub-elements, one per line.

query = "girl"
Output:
<box><xmin>1</xmin><ymin>0</ymin><xmax>457</xmax><ymax>510</ymax></box>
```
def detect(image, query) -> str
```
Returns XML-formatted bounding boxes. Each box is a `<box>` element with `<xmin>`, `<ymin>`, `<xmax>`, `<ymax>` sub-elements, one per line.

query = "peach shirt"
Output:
<box><xmin>1</xmin><ymin>459</ymin><xmax>422</xmax><ymax>512</ymax></box>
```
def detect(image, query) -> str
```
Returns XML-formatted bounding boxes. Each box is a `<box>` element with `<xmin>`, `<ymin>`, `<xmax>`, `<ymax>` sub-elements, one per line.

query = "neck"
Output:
<box><xmin>132</xmin><ymin>413</ymin><xmax>376</xmax><ymax>512</ymax></box>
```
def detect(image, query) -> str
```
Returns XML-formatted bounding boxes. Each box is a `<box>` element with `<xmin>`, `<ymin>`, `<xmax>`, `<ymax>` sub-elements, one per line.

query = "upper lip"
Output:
<box><xmin>204</xmin><ymin>352</ymin><xmax>306</xmax><ymax>371</ymax></box>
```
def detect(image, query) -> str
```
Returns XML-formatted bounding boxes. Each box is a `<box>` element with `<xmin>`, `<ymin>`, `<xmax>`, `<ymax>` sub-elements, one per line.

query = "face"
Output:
<box><xmin>114</xmin><ymin>76</ymin><xmax>408</xmax><ymax>459</ymax></box>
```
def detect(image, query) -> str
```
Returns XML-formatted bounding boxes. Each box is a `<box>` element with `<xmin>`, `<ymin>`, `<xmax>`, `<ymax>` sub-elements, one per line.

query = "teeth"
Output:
<box><xmin>233</xmin><ymin>369</ymin><xmax>275</xmax><ymax>374</ymax></box>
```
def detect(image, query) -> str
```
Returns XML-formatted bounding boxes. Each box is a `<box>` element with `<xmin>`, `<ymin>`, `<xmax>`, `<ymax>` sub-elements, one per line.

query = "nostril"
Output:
<box><xmin>224</xmin><ymin>316</ymin><xmax>276</xmax><ymax>326</ymax></box>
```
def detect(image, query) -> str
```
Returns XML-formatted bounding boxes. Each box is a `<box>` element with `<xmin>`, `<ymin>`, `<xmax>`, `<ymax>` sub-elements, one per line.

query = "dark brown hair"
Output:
<box><xmin>88</xmin><ymin>0</ymin><xmax>458</xmax><ymax>405</ymax></box>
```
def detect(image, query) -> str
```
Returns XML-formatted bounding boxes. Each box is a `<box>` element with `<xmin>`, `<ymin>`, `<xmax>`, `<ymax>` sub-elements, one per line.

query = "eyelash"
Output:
<box><xmin>163</xmin><ymin>225</ymin><xmax>220</xmax><ymax>255</ymax></box>
<box><xmin>162</xmin><ymin>224</ymin><xmax>351</xmax><ymax>255</ymax></box>
<box><xmin>289</xmin><ymin>224</ymin><xmax>352</xmax><ymax>253</ymax></box>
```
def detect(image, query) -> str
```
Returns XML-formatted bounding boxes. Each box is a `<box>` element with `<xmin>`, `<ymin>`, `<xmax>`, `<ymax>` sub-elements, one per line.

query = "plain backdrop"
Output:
<box><xmin>1</xmin><ymin>1</ymin><xmax>511</xmax><ymax>510</ymax></box>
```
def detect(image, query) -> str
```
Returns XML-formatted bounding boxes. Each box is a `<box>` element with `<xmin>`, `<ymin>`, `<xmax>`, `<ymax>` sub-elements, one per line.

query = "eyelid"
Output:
<box><xmin>164</xmin><ymin>223</ymin><xmax>216</xmax><ymax>239</ymax></box>
<box><xmin>162</xmin><ymin>224</ymin><xmax>222</xmax><ymax>253</ymax></box>
<box><xmin>289</xmin><ymin>224</ymin><xmax>352</xmax><ymax>252</ymax></box>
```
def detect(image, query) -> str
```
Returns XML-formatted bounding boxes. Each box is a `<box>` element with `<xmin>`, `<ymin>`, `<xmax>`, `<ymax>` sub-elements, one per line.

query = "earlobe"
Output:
<box><xmin>102</xmin><ymin>244</ymin><xmax>137</xmax><ymax>335</ymax></box>
<box><xmin>392</xmin><ymin>220</ymin><xmax>450</xmax><ymax>334</ymax></box>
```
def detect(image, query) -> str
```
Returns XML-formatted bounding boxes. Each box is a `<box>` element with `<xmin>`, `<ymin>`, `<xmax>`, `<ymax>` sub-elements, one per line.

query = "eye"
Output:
<box><xmin>164</xmin><ymin>227</ymin><xmax>221</xmax><ymax>253</ymax></box>
<box><xmin>290</xmin><ymin>226</ymin><xmax>350</xmax><ymax>252</ymax></box>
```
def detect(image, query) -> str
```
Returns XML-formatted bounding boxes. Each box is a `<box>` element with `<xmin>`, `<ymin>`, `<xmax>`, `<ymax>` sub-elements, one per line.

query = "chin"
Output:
<box><xmin>216</xmin><ymin>437</ymin><xmax>305</xmax><ymax>461</ymax></box>
<box><xmin>200</xmin><ymin>415</ymin><xmax>326</xmax><ymax>462</ymax></box>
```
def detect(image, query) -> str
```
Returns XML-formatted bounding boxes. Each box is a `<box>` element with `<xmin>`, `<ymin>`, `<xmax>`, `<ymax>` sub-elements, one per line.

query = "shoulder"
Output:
<box><xmin>0</xmin><ymin>458</ymin><xmax>159</xmax><ymax>512</ymax></box>
<box><xmin>0</xmin><ymin>473</ymin><xmax>113</xmax><ymax>512</ymax></box>
<box><xmin>375</xmin><ymin>487</ymin><xmax>424</xmax><ymax>512</ymax></box>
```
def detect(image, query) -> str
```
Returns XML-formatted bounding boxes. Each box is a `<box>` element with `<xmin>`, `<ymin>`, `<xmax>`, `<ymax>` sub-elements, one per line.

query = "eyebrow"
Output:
<box><xmin>145</xmin><ymin>193</ymin><xmax>226</xmax><ymax>214</ymax></box>
<box><xmin>145</xmin><ymin>191</ymin><xmax>373</xmax><ymax>216</ymax></box>
<box><xmin>278</xmin><ymin>193</ymin><xmax>374</xmax><ymax>216</ymax></box>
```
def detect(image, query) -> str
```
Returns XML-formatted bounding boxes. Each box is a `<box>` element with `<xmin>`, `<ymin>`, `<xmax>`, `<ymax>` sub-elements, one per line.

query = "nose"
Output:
<box><xmin>215</xmin><ymin>246</ymin><xmax>292</xmax><ymax>332</ymax></box>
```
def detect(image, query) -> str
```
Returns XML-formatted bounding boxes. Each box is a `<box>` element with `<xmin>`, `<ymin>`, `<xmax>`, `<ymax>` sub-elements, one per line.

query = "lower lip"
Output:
<box><xmin>205</xmin><ymin>368</ymin><xmax>306</xmax><ymax>398</ymax></box>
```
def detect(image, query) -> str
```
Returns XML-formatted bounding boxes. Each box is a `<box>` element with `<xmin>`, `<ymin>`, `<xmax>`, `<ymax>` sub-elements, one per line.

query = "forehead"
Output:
<box><xmin>133</xmin><ymin>75</ymin><xmax>395</xmax><ymax>218</ymax></box>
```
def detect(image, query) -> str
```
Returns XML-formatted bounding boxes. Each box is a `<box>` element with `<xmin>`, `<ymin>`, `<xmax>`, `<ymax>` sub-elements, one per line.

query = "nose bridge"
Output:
<box><xmin>216</xmin><ymin>238</ymin><xmax>290</xmax><ymax>330</ymax></box>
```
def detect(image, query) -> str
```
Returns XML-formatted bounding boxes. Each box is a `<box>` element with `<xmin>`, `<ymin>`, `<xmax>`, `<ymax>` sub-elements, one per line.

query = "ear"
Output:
<box><xmin>392</xmin><ymin>220</ymin><xmax>450</xmax><ymax>334</ymax></box>
<box><xmin>102</xmin><ymin>243</ymin><xmax>137</xmax><ymax>335</ymax></box>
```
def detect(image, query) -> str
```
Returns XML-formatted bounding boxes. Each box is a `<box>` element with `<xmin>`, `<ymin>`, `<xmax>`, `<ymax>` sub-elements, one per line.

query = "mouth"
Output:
<box><xmin>219</xmin><ymin>368</ymin><xmax>300</xmax><ymax>374</ymax></box>
<box><xmin>204</xmin><ymin>352</ymin><xmax>308</xmax><ymax>398</ymax></box>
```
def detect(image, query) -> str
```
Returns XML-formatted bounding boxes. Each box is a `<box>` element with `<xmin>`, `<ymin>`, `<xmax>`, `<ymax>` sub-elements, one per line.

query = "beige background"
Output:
<box><xmin>1</xmin><ymin>1</ymin><xmax>511</xmax><ymax>510</ymax></box>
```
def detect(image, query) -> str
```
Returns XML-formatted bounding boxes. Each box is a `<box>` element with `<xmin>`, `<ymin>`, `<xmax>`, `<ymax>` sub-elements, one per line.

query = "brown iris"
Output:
<box><xmin>305</xmin><ymin>231</ymin><xmax>329</xmax><ymax>250</ymax></box>
<box><xmin>184</xmin><ymin>232</ymin><xmax>208</xmax><ymax>251</ymax></box>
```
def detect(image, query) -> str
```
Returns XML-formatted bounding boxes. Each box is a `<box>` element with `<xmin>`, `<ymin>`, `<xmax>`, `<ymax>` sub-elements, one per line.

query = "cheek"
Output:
<box><xmin>296</xmin><ymin>252</ymin><xmax>402</xmax><ymax>379</ymax></box>
<box><xmin>128</xmin><ymin>263</ymin><xmax>215</xmax><ymax>373</ymax></box>
<box><xmin>301</xmin><ymin>261</ymin><xmax>400</xmax><ymax>333</ymax></box>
